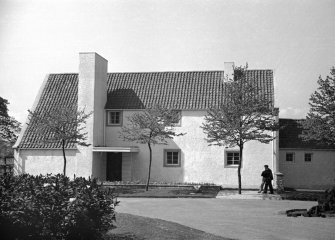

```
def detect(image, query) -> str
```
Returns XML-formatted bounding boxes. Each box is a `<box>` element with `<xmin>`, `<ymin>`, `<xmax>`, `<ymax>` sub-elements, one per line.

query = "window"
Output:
<box><xmin>286</xmin><ymin>152</ymin><xmax>295</xmax><ymax>162</ymax></box>
<box><xmin>107</xmin><ymin>111</ymin><xmax>122</xmax><ymax>126</ymax></box>
<box><xmin>305</xmin><ymin>153</ymin><xmax>312</xmax><ymax>162</ymax></box>
<box><xmin>226</xmin><ymin>152</ymin><xmax>240</xmax><ymax>166</ymax></box>
<box><xmin>164</xmin><ymin>149</ymin><xmax>181</xmax><ymax>167</ymax></box>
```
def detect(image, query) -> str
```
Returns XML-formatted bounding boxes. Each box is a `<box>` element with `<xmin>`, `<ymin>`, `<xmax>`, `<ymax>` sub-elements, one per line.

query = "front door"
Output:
<box><xmin>106</xmin><ymin>152</ymin><xmax>122</xmax><ymax>181</ymax></box>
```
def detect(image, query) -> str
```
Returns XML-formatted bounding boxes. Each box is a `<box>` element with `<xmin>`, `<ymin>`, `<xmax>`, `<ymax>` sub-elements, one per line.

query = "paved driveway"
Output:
<box><xmin>117</xmin><ymin>198</ymin><xmax>335</xmax><ymax>240</ymax></box>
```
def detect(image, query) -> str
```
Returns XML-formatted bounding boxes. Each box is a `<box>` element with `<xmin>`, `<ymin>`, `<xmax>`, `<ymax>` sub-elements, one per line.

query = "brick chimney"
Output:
<box><xmin>224</xmin><ymin>62</ymin><xmax>234</xmax><ymax>82</ymax></box>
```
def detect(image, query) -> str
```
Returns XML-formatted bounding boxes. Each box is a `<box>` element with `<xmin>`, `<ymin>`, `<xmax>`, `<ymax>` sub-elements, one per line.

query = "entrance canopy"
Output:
<box><xmin>92</xmin><ymin>146</ymin><xmax>140</xmax><ymax>152</ymax></box>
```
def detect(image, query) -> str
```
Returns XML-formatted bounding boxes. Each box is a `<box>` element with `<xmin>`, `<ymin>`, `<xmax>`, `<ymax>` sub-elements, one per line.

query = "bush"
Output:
<box><xmin>0</xmin><ymin>174</ymin><xmax>118</xmax><ymax>240</ymax></box>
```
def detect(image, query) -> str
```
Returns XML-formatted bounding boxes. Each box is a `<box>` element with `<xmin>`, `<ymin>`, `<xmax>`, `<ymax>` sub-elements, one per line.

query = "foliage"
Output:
<box><xmin>301</xmin><ymin>67</ymin><xmax>335</xmax><ymax>145</ymax></box>
<box><xmin>28</xmin><ymin>107</ymin><xmax>92</xmax><ymax>175</ymax></box>
<box><xmin>0</xmin><ymin>97</ymin><xmax>21</xmax><ymax>158</ymax></box>
<box><xmin>119</xmin><ymin>105</ymin><xmax>185</xmax><ymax>190</ymax></box>
<box><xmin>0</xmin><ymin>174</ymin><xmax>117</xmax><ymax>240</ymax></box>
<box><xmin>202</xmin><ymin>65</ymin><xmax>279</xmax><ymax>194</ymax></box>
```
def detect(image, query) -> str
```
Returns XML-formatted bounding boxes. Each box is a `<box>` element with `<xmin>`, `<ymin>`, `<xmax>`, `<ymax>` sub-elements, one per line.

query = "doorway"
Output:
<box><xmin>106</xmin><ymin>152</ymin><xmax>122</xmax><ymax>181</ymax></box>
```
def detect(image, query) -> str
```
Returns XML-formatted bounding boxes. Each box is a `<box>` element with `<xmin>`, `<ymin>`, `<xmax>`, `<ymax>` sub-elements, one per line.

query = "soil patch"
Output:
<box><xmin>104</xmin><ymin>186</ymin><xmax>219</xmax><ymax>198</ymax></box>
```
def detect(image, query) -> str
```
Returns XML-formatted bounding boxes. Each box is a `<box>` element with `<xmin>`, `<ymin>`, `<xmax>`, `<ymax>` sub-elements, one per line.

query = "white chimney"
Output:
<box><xmin>224</xmin><ymin>62</ymin><xmax>234</xmax><ymax>82</ymax></box>
<box><xmin>77</xmin><ymin>52</ymin><xmax>108</xmax><ymax>178</ymax></box>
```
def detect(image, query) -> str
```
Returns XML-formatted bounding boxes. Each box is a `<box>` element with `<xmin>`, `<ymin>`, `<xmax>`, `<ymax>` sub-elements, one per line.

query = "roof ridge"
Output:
<box><xmin>46</xmin><ymin>69</ymin><xmax>273</xmax><ymax>75</ymax></box>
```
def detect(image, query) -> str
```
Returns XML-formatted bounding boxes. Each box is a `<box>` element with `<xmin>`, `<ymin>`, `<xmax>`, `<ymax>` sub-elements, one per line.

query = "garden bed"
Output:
<box><xmin>280</xmin><ymin>190</ymin><xmax>325</xmax><ymax>201</ymax></box>
<box><xmin>102</xmin><ymin>183</ymin><xmax>221</xmax><ymax>198</ymax></box>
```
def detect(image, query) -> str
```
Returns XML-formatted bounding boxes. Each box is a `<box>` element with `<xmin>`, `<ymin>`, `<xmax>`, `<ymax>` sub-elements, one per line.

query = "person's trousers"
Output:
<box><xmin>264</xmin><ymin>180</ymin><xmax>273</xmax><ymax>194</ymax></box>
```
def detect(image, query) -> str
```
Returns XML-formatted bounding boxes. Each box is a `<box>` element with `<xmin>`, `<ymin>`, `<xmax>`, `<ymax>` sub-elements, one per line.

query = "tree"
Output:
<box><xmin>0</xmin><ymin>97</ymin><xmax>21</xmax><ymax>159</ymax></box>
<box><xmin>201</xmin><ymin>65</ymin><xmax>279</xmax><ymax>194</ymax></box>
<box><xmin>119</xmin><ymin>105</ymin><xmax>185</xmax><ymax>191</ymax></box>
<box><xmin>28</xmin><ymin>107</ymin><xmax>92</xmax><ymax>175</ymax></box>
<box><xmin>301</xmin><ymin>67</ymin><xmax>335</xmax><ymax>145</ymax></box>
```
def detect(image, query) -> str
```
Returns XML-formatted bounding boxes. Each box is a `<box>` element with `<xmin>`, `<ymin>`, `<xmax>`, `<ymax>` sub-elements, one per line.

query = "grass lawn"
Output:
<box><xmin>105</xmin><ymin>213</ymin><xmax>232</xmax><ymax>240</ymax></box>
<box><xmin>105</xmin><ymin>186</ymin><xmax>220</xmax><ymax>198</ymax></box>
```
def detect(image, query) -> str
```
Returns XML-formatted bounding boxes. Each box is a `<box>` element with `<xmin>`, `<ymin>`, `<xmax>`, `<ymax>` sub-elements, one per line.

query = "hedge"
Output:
<box><xmin>0</xmin><ymin>174</ymin><xmax>118</xmax><ymax>240</ymax></box>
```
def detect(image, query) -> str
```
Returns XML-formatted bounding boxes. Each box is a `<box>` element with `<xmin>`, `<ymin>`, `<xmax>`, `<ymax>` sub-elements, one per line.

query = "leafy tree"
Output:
<box><xmin>301</xmin><ymin>67</ymin><xmax>335</xmax><ymax>145</ymax></box>
<box><xmin>202</xmin><ymin>65</ymin><xmax>279</xmax><ymax>194</ymax></box>
<box><xmin>0</xmin><ymin>97</ymin><xmax>21</xmax><ymax>159</ymax></box>
<box><xmin>28</xmin><ymin>107</ymin><xmax>92</xmax><ymax>175</ymax></box>
<box><xmin>119</xmin><ymin>105</ymin><xmax>185</xmax><ymax>191</ymax></box>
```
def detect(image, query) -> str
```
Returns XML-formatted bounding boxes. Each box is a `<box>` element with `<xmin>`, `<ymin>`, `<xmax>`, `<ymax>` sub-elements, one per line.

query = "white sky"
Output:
<box><xmin>0</xmin><ymin>0</ymin><xmax>335</xmax><ymax>123</ymax></box>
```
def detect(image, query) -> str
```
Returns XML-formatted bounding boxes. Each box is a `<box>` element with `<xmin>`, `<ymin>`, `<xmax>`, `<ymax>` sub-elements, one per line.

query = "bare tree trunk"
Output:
<box><xmin>145</xmin><ymin>143</ymin><xmax>152</xmax><ymax>191</ymax></box>
<box><xmin>62</xmin><ymin>139</ymin><xmax>67</xmax><ymax>176</ymax></box>
<box><xmin>238</xmin><ymin>143</ymin><xmax>243</xmax><ymax>194</ymax></box>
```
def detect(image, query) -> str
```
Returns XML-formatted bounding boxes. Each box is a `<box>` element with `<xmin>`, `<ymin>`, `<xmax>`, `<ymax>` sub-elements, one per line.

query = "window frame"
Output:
<box><xmin>304</xmin><ymin>153</ymin><xmax>313</xmax><ymax>162</ymax></box>
<box><xmin>163</xmin><ymin>149</ymin><xmax>181</xmax><ymax>167</ymax></box>
<box><xmin>106</xmin><ymin>110</ymin><xmax>123</xmax><ymax>126</ymax></box>
<box><xmin>225</xmin><ymin>151</ymin><xmax>241</xmax><ymax>168</ymax></box>
<box><xmin>285</xmin><ymin>152</ymin><xmax>295</xmax><ymax>163</ymax></box>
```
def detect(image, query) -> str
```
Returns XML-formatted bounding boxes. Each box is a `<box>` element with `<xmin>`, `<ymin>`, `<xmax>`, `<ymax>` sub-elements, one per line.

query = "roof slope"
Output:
<box><xmin>279</xmin><ymin>118</ymin><xmax>335</xmax><ymax>149</ymax></box>
<box><xmin>17</xmin><ymin>70</ymin><xmax>274</xmax><ymax>149</ymax></box>
<box><xmin>18</xmin><ymin>74</ymin><xmax>78</xmax><ymax>149</ymax></box>
<box><xmin>106</xmin><ymin>70</ymin><xmax>274</xmax><ymax>109</ymax></box>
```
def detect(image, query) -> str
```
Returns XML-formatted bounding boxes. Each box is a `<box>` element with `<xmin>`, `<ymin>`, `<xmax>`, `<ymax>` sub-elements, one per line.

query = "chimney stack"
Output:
<box><xmin>224</xmin><ymin>62</ymin><xmax>234</xmax><ymax>82</ymax></box>
<box><xmin>77</xmin><ymin>52</ymin><xmax>108</xmax><ymax>177</ymax></box>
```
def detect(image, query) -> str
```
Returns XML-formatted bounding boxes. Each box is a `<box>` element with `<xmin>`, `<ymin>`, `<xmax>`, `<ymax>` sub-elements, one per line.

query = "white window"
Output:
<box><xmin>286</xmin><ymin>152</ymin><xmax>295</xmax><ymax>162</ymax></box>
<box><xmin>164</xmin><ymin>149</ymin><xmax>181</xmax><ymax>167</ymax></box>
<box><xmin>226</xmin><ymin>151</ymin><xmax>240</xmax><ymax>167</ymax></box>
<box><xmin>107</xmin><ymin>111</ymin><xmax>122</xmax><ymax>126</ymax></box>
<box><xmin>304</xmin><ymin>153</ymin><xmax>312</xmax><ymax>162</ymax></box>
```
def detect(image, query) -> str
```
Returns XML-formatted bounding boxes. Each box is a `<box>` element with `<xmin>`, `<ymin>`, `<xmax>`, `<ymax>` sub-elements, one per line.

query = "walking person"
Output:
<box><xmin>261</xmin><ymin>165</ymin><xmax>274</xmax><ymax>194</ymax></box>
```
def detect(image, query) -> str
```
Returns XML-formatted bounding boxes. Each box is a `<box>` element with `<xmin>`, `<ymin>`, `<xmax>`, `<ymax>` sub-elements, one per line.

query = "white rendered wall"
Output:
<box><xmin>279</xmin><ymin>149</ymin><xmax>335</xmax><ymax>190</ymax></box>
<box><xmin>105</xmin><ymin>110</ymin><xmax>274</xmax><ymax>188</ymax></box>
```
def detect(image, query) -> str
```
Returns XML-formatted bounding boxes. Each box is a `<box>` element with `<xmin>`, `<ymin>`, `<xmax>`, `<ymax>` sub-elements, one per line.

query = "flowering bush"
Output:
<box><xmin>0</xmin><ymin>174</ymin><xmax>117</xmax><ymax>240</ymax></box>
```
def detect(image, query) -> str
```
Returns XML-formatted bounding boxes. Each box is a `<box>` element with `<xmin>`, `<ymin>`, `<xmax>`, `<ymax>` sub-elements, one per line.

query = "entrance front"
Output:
<box><xmin>106</xmin><ymin>152</ymin><xmax>122</xmax><ymax>181</ymax></box>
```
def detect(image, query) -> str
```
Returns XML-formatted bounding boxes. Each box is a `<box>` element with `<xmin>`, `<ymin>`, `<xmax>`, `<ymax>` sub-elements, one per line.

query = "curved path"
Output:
<box><xmin>117</xmin><ymin>198</ymin><xmax>335</xmax><ymax>240</ymax></box>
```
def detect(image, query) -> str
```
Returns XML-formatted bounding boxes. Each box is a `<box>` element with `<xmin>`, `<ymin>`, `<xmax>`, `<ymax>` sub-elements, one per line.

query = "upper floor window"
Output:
<box><xmin>107</xmin><ymin>111</ymin><xmax>122</xmax><ymax>126</ymax></box>
<box><xmin>286</xmin><ymin>152</ymin><xmax>295</xmax><ymax>162</ymax></box>
<box><xmin>226</xmin><ymin>151</ymin><xmax>240</xmax><ymax>167</ymax></box>
<box><xmin>304</xmin><ymin>153</ymin><xmax>312</xmax><ymax>162</ymax></box>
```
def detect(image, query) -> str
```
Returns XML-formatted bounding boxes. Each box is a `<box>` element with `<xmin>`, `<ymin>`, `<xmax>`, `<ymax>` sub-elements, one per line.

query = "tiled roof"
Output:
<box><xmin>18</xmin><ymin>74</ymin><xmax>78</xmax><ymax>149</ymax></box>
<box><xmin>106</xmin><ymin>70</ymin><xmax>274</xmax><ymax>109</ymax></box>
<box><xmin>279</xmin><ymin>118</ymin><xmax>335</xmax><ymax>149</ymax></box>
<box><xmin>17</xmin><ymin>70</ymin><xmax>274</xmax><ymax>149</ymax></box>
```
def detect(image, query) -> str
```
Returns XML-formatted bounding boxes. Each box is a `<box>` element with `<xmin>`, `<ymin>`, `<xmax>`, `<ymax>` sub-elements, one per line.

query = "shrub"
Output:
<box><xmin>0</xmin><ymin>174</ymin><xmax>117</xmax><ymax>240</ymax></box>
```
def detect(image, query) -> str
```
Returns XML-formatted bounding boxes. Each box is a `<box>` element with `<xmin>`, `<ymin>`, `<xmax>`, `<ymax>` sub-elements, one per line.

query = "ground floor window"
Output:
<box><xmin>226</xmin><ymin>151</ymin><xmax>240</xmax><ymax>167</ymax></box>
<box><xmin>304</xmin><ymin>153</ymin><xmax>312</xmax><ymax>162</ymax></box>
<box><xmin>164</xmin><ymin>149</ymin><xmax>181</xmax><ymax>167</ymax></box>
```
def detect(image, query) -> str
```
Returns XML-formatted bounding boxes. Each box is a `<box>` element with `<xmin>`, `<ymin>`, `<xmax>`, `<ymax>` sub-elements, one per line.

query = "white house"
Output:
<box><xmin>279</xmin><ymin>118</ymin><xmax>335</xmax><ymax>190</ymax></box>
<box><xmin>13</xmin><ymin>52</ymin><xmax>279</xmax><ymax>189</ymax></box>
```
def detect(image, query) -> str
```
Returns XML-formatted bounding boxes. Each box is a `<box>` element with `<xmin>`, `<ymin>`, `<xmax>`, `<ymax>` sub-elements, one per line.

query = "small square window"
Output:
<box><xmin>305</xmin><ymin>153</ymin><xmax>312</xmax><ymax>162</ymax></box>
<box><xmin>107</xmin><ymin>111</ymin><xmax>122</xmax><ymax>126</ymax></box>
<box><xmin>286</xmin><ymin>153</ymin><xmax>295</xmax><ymax>162</ymax></box>
<box><xmin>226</xmin><ymin>152</ymin><xmax>240</xmax><ymax>167</ymax></box>
<box><xmin>164</xmin><ymin>149</ymin><xmax>181</xmax><ymax>167</ymax></box>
